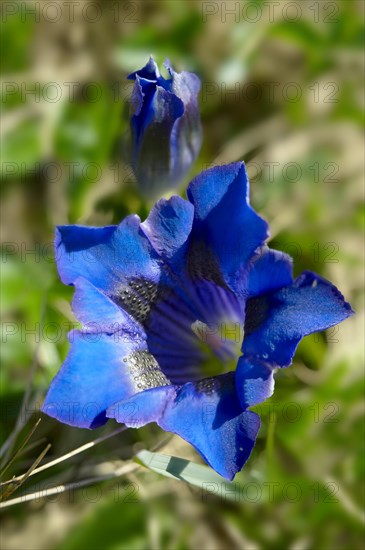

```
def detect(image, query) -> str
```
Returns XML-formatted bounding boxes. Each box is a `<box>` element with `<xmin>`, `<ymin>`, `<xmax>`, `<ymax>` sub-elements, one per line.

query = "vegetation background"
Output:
<box><xmin>1</xmin><ymin>1</ymin><xmax>364</xmax><ymax>549</ymax></box>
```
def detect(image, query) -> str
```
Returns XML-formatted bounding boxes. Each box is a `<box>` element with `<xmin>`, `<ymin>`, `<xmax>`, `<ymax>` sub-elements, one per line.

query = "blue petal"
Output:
<box><xmin>141</xmin><ymin>195</ymin><xmax>194</xmax><ymax>262</ymax></box>
<box><xmin>235</xmin><ymin>356</ymin><xmax>275</xmax><ymax>409</ymax></box>
<box><xmin>129</xmin><ymin>76</ymin><xmax>144</xmax><ymax>117</ymax></box>
<box><xmin>243</xmin><ymin>246</ymin><xmax>293</xmax><ymax>297</ymax></box>
<box><xmin>168</xmin><ymin>67</ymin><xmax>202</xmax><ymax>177</ymax></box>
<box><xmin>56</xmin><ymin>215</ymin><xmax>160</xmax><ymax>294</ymax></box>
<box><xmin>168</xmin><ymin>65</ymin><xmax>201</xmax><ymax>105</ymax></box>
<box><xmin>127</xmin><ymin>56</ymin><xmax>160</xmax><ymax>82</ymax></box>
<box><xmin>243</xmin><ymin>271</ymin><xmax>354</xmax><ymax>367</ymax></box>
<box><xmin>55</xmin><ymin>224</ymin><xmax>116</xmax><ymax>287</ymax></box>
<box><xmin>107</xmin><ymin>373</ymin><xmax>260</xmax><ymax>480</ymax></box>
<box><xmin>129</xmin><ymin>76</ymin><xmax>157</xmax><ymax>137</ymax></box>
<box><xmin>41</xmin><ymin>331</ymin><xmax>147</xmax><ymax>428</ymax></box>
<box><xmin>71</xmin><ymin>277</ymin><xmax>144</xmax><ymax>336</ymax></box>
<box><xmin>107</xmin><ymin>385</ymin><xmax>175</xmax><ymax>429</ymax></box>
<box><xmin>187</xmin><ymin>162</ymin><xmax>269</xmax><ymax>293</ymax></box>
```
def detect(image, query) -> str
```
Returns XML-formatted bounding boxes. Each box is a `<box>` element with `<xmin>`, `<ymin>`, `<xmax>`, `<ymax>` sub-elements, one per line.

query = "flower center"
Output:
<box><xmin>191</xmin><ymin>318</ymin><xmax>244</xmax><ymax>377</ymax></box>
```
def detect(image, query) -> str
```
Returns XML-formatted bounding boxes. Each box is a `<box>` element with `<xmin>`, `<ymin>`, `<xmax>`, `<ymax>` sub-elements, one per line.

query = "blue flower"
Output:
<box><xmin>42</xmin><ymin>162</ymin><xmax>353</xmax><ymax>480</ymax></box>
<box><xmin>127</xmin><ymin>56</ymin><xmax>202</xmax><ymax>198</ymax></box>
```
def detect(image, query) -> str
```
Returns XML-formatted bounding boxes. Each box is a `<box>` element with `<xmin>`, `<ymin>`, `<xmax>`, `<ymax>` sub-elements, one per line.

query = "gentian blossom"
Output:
<box><xmin>127</xmin><ymin>56</ymin><xmax>201</xmax><ymax>198</ymax></box>
<box><xmin>42</xmin><ymin>162</ymin><xmax>353</xmax><ymax>480</ymax></box>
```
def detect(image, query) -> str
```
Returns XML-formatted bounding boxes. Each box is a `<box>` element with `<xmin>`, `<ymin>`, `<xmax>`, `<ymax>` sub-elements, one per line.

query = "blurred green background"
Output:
<box><xmin>1</xmin><ymin>1</ymin><xmax>364</xmax><ymax>549</ymax></box>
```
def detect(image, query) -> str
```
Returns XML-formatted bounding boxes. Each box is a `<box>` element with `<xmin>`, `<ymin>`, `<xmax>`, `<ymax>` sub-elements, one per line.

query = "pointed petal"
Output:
<box><xmin>187</xmin><ymin>162</ymin><xmax>269</xmax><ymax>293</ymax></box>
<box><xmin>141</xmin><ymin>195</ymin><xmax>194</xmax><ymax>262</ymax></box>
<box><xmin>107</xmin><ymin>373</ymin><xmax>260</xmax><ymax>480</ymax></box>
<box><xmin>127</xmin><ymin>56</ymin><xmax>160</xmax><ymax>81</ymax></box>
<box><xmin>55</xmin><ymin>216</ymin><xmax>161</xmax><ymax>295</ymax></box>
<box><xmin>243</xmin><ymin>271</ymin><xmax>354</xmax><ymax>367</ymax></box>
<box><xmin>41</xmin><ymin>331</ymin><xmax>148</xmax><ymax>429</ymax></box>
<box><xmin>244</xmin><ymin>246</ymin><xmax>293</xmax><ymax>297</ymax></box>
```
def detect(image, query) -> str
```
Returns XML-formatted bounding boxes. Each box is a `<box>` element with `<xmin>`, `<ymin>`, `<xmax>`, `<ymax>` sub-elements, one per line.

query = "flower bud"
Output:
<box><xmin>127</xmin><ymin>57</ymin><xmax>201</xmax><ymax>198</ymax></box>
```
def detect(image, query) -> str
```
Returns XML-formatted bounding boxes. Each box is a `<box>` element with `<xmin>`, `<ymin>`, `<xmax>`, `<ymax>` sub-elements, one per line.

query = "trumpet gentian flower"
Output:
<box><xmin>127</xmin><ymin>56</ymin><xmax>201</xmax><ymax>198</ymax></box>
<box><xmin>42</xmin><ymin>162</ymin><xmax>353</xmax><ymax>480</ymax></box>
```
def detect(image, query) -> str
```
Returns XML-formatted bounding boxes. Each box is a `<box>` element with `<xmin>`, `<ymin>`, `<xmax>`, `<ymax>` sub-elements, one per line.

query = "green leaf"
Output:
<box><xmin>136</xmin><ymin>450</ymin><xmax>239</xmax><ymax>500</ymax></box>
